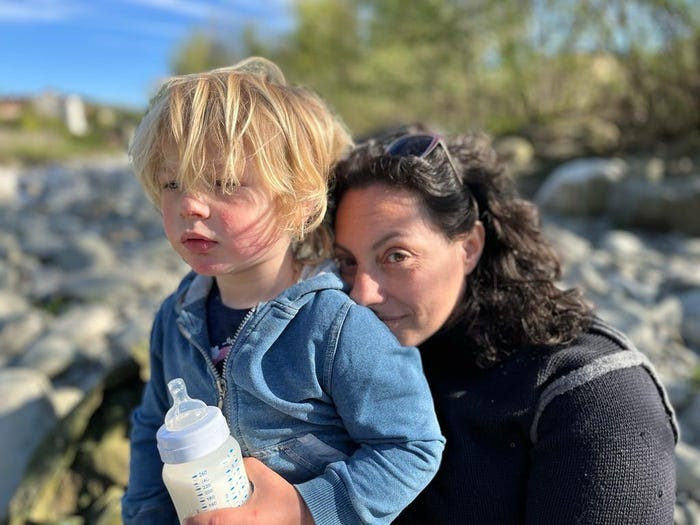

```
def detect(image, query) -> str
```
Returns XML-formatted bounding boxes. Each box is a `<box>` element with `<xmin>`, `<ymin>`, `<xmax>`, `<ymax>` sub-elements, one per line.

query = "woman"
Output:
<box><xmin>186</xmin><ymin>131</ymin><xmax>678</xmax><ymax>524</ymax></box>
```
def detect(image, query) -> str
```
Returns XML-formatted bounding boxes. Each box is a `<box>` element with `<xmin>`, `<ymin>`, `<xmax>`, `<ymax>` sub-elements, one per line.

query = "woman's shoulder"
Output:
<box><xmin>524</xmin><ymin>317</ymin><xmax>679</xmax><ymax>443</ymax></box>
<box><xmin>528</xmin><ymin>318</ymin><xmax>664</xmax><ymax>389</ymax></box>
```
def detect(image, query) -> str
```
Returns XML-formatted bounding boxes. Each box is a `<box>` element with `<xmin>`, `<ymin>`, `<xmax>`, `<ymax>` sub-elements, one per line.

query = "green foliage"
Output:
<box><xmin>170</xmin><ymin>30</ymin><xmax>237</xmax><ymax>74</ymax></box>
<box><xmin>692</xmin><ymin>364</ymin><xmax>700</xmax><ymax>390</ymax></box>
<box><xmin>168</xmin><ymin>0</ymin><xmax>700</xmax><ymax>145</ymax></box>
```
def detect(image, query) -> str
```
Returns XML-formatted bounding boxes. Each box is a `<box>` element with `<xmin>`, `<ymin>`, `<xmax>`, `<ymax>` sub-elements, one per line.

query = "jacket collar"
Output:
<box><xmin>174</xmin><ymin>262</ymin><xmax>345</xmax><ymax>315</ymax></box>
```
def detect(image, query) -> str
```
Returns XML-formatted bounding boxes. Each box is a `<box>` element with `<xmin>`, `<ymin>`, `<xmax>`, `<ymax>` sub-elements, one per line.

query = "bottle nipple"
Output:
<box><xmin>164</xmin><ymin>378</ymin><xmax>208</xmax><ymax>431</ymax></box>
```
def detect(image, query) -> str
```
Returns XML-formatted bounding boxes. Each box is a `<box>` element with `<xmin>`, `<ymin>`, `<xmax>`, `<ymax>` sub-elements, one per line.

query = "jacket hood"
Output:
<box><xmin>174</xmin><ymin>262</ymin><xmax>346</xmax><ymax>315</ymax></box>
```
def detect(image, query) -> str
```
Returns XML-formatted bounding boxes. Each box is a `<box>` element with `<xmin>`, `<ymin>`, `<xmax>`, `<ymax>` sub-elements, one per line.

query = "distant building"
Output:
<box><xmin>0</xmin><ymin>98</ymin><xmax>25</xmax><ymax>122</ymax></box>
<box><xmin>33</xmin><ymin>91</ymin><xmax>89</xmax><ymax>136</ymax></box>
<box><xmin>1</xmin><ymin>91</ymin><xmax>95</xmax><ymax>136</ymax></box>
<box><xmin>32</xmin><ymin>91</ymin><xmax>62</xmax><ymax>119</ymax></box>
<box><xmin>63</xmin><ymin>94</ymin><xmax>88</xmax><ymax>136</ymax></box>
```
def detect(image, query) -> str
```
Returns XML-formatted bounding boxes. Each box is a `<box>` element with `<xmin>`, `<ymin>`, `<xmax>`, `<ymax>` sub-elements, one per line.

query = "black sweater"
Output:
<box><xmin>394</xmin><ymin>319</ymin><xmax>678</xmax><ymax>524</ymax></box>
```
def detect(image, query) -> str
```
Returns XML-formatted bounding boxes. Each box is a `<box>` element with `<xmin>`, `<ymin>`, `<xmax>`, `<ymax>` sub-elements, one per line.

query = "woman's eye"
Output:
<box><xmin>334</xmin><ymin>255</ymin><xmax>356</xmax><ymax>274</ymax></box>
<box><xmin>162</xmin><ymin>181</ymin><xmax>180</xmax><ymax>190</ymax></box>
<box><xmin>385</xmin><ymin>251</ymin><xmax>409</xmax><ymax>264</ymax></box>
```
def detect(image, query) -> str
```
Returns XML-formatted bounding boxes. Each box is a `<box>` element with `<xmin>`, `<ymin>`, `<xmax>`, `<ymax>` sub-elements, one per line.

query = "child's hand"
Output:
<box><xmin>184</xmin><ymin>457</ymin><xmax>314</xmax><ymax>525</ymax></box>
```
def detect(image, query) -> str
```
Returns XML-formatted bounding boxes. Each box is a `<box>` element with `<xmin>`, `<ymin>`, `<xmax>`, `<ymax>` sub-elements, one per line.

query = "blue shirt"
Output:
<box><xmin>206</xmin><ymin>281</ymin><xmax>248</xmax><ymax>371</ymax></box>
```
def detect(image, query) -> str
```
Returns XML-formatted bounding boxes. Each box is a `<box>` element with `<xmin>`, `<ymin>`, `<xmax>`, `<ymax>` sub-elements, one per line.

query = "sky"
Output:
<box><xmin>0</xmin><ymin>0</ymin><xmax>292</xmax><ymax>110</ymax></box>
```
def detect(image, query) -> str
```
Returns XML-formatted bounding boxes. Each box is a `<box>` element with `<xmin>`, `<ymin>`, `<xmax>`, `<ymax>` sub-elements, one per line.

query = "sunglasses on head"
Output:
<box><xmin>384</xmin><ymin>133</ymin><xmax>461</xmax><ymax>182</ymax></box>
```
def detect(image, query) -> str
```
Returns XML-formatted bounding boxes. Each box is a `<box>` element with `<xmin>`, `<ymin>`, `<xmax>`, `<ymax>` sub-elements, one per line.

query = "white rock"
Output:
<box><xmin>16</xmin><ymin>335</ymin><xmax>77</xmax><ymax>378</ymax></box>
<box><xmin>51</xmin><ymin>304</ymin><xmax>118</xmax><ymax>347</ymax></box>
<box><xmin>0</xmin><ymin>167</ymin><xmax>19</xmax><ymax>205</ymax></box>
<box><xmin>600</xmin><ymin>229</ymin><xmax>646</xmax><ymax>257</ymax></box>
<box><xmin>535</xmin><ymin>157</ymin><xmax>628</xmax><ymax>215</ymax></box>
<box><xmin>50</xmin><ymin>386</ymin><xmax>84</xmax><ymax>418</ymax></box>
<box><xmin>0</xmin><ymin>290</ymin><xmax>30</xmax><ymax>318</ymax></box>
<box><xmin>0</xmin><ymin>309</ymin><xmax>45</xmax><ymax>363</ymax></box>
<box><xmin>0</xmin><ymin>368</ymin><xmax>57</xmax><ymax>521</ymax></box>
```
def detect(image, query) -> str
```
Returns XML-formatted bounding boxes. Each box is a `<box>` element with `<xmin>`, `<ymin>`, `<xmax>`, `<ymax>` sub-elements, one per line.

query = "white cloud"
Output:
<box><xmin>119</xmin><ymin>0</ymin><xmax>217</xmax><ymax>18</ymax></box>
<box><xmin>119</xmin><ymin>0</ymin><xmax>292</xmax><ymax>25</ymax></box>
<box><xmin>0</xmin><ymin>0</ymin><xmax>85</xmax><ymax>21</ymax></box>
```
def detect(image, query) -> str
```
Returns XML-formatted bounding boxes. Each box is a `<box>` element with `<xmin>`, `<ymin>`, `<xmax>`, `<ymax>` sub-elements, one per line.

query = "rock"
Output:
<box><xmin>675</xmin><ymin>494</ymin><xmax>700</xmax><ymax>525</ymax></box>
<box><xmin>681</xmin><ymin>394</ymin><xmax>700</xmax><ymax>447</ymax></box>
<box><xmin>51</xmin><ymin>304</ymin><xmax>119</xmax><ymax>350</ymax></box>
<box><xmin>665</xmin><ymin>379</ymin><xmax>695</xmax><ymax>412</ymax></box>
<box><xmin>17</xmin><ymin>216</ymin><xmax>66</xmax><ymax>261</ymax></box>
<box><xmin>0</xmin><ymin>303</ymin><xmax>45</xmax><ymax>366</ymax></box>
<box><xmin>51</xmin><ymin>386</ymin><xmax>85</xmax><ymax>419</ymax></box>
<box><xmin>599</xmin><ymin>229</ymin><xmax>647</xmax><ymax>258</ymax></box>
<box><xmin>85</xmin><ymin>425</ymin><xmax>130</xmax><ymax>486</ymax></box>
<box><xmin>677</xmin><ymin>440</ymin><xmax>700</xmax><ymax>494</ymax></box>
<box><xmin>680</xmin><ymin>291</ymin><xmax>700</xmax><ymax>351</ymax></box>
<box><xmin>111</xmin><ymin>315</ymin><xmax>153</xmax><ymax>363</ymax></box>
<box><xmin>0</xmin><ymin>290</ymin><xmax>30</xmax><ymax>318</ymax></box>
<box><xmin>93</xmin><ymin>486</ymin><xmax>125</xmax><ymax>525</ymax></box>
<box><xmin>51</xmin><ymin>232</ymin><xmax>116</xmax><ymax>272</ymax></box>
<box><xmin>0</xmin><ymin>166</ymin><xmax>19</xmax><ymax>205</ymax></box>
<box><xmin>535</xmin><ymin>157</ymin><xmax>628</xmax><ymax>215</ymax></box>
<box><xmin>25</xmin><ymin>264</ymin><xmax>65</xmax><ymax>301</ymax></box>
<box><xmin>17</xmin><ymin>469</ymin><xmax>83</xmax><ymax>523</ymax></box>
<box><xmin>7</xmin><ymin>377</ymin><xmax>106</xmax><ymax>525</ymax></box>
<box><xmin>56</xmin><ymin>271</ymin><xmax>137</xmax><ymax>305</ymax></box>
<box><xmin>14</xmin><ymin>335</ymin><xmax>77</xmax><ymax>378</ymax></box>
<box><xmin>0</xmin><ymin>368</ymin><xmax>57</xmax><ymax>522</ymax></box>
<box><xmin>608</xmin><ymin>176</ymin><xmax>700</xmax><ymax>236</ymax></box>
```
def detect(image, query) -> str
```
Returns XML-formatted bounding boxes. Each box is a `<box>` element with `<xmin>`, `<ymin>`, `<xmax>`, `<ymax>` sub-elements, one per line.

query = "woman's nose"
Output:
<box><xmin>180</xmin><ymin>191</ymin><xmax>210</xmax><ymax>219</ymax></box>
<box><xmin>349</xmin><ymin>270</ymin><xmax>384</xmax><ymax>306</ymax></box>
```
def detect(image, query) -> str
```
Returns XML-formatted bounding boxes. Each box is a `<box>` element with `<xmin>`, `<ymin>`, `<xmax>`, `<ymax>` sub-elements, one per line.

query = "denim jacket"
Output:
<box><xmin>122</xmin><ymin>269</ymin><xmax>445</xmax><ymax>524</ymax></box>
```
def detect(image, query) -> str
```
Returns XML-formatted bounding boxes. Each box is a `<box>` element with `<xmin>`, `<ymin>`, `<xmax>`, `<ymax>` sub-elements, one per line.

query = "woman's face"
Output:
<box><xmin>334</xmin><ymin>183</ymin><xmax>483</xmax><ymax>347</ymax></box>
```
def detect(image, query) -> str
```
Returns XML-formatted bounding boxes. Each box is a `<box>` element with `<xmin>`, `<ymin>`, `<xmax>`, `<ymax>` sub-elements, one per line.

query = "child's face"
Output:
<box><xmin>157</xmin><ymin>159</ymin><xmax>291</xmax><ymax>279</ymax></box>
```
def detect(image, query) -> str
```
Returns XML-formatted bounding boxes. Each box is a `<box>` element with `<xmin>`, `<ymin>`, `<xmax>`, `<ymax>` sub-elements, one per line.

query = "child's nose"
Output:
<box><xmin>180</xmin><ymin>191</ymin><xmax>210</xmax><ymax>219</ymax></box>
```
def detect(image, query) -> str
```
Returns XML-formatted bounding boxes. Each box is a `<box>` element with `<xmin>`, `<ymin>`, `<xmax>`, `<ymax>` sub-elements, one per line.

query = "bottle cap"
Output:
<box><xmin>156</xmin><ymin>378</ymin><xmax>231</xmax><ymax>464</ymax></box>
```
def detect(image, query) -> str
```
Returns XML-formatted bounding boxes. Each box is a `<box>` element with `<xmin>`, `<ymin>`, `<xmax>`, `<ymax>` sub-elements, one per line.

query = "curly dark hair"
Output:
<box><xmin>330</xmin><ymin>130</ymin><xmax>592</xmax><ymax>367</ymax></box>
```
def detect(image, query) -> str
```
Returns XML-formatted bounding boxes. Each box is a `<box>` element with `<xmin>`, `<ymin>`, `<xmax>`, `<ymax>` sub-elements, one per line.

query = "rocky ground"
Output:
<box><xmin>0</xmin><ymin>147</ymin><xmax>699</xmax><ymax>524</ymax></box>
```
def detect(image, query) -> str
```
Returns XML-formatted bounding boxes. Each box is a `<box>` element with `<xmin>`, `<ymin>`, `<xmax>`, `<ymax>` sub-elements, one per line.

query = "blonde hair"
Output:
<box><xmin>130</xmin><ymin>57</ymin><xmax>352</xmax><ymax>261</ymax></box>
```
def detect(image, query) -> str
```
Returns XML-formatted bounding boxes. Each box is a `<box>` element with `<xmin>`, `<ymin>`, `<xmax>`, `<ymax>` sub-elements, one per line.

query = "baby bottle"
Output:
<box><xmin>156</xmin><ymin>378</ymin><xmax>250</xmax><ymax>523</ymax></box>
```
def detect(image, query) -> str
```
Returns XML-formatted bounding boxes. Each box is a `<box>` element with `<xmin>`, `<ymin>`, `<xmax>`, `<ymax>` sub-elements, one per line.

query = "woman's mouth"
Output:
<box><xmin>378</xmin><ymin>315</ymin><xmax>406</xmax><ymax>328</ymax></box>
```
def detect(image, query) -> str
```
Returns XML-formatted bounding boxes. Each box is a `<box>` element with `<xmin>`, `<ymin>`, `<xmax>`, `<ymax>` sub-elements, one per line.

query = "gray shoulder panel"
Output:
<box><xmin>530</xmin><ymin>331</ymin><xmax>679</xmax><ymax>444</ymax></box>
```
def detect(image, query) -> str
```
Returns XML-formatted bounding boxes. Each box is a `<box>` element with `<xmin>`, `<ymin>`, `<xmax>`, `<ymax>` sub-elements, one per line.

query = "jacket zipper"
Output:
<box><xmin>177</xmin><ymin>306</ymin><xmax>257</xmax><ymax>414</ymax></box>
<box><xmin>176</xmin><ymin>318</ymin><xmax>225</xmax><ymax>401</ymax></box>
<box><xmin>219</xmin><ymin>305</ymin><xmax>257</xmax><ymax>414</ymax></box>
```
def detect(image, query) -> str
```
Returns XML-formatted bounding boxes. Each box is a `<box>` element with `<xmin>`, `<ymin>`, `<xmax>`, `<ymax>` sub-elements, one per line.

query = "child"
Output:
<box><xmin>121</xmin><ymin>57</ymin><xmax>444</xmax><ymax>525</ymax></box>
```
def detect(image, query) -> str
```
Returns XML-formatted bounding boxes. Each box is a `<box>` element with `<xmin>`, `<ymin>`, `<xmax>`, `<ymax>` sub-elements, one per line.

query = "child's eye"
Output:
<box><xmin>162</xmin><ymin>181</ymin><xmax>180</xmax><ymax>190</ymax></box>
<box><xmin>214</xmin><ymin>179</ymin><xmax>238</xmax><ymax>193</ymax></box>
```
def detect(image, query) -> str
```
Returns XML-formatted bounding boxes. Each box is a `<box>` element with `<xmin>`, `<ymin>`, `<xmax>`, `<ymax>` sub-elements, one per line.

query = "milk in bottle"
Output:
<box><xmin>156</xmin><ymin>378</ymin><xmax>250</xmax><ymax>523</ymax></box>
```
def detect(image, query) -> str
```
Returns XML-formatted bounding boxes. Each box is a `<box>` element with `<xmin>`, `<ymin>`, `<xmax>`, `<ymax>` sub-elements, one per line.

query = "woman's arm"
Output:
<box><xmin>527</xmin><ymin>364</ymin><xmax>676</xmax><ymax>523</ymax></box>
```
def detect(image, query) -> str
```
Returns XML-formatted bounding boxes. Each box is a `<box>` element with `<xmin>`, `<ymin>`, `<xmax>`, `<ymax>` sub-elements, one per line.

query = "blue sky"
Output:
<box><xmin>0</xmin><ymin>0</ymin><xmax>292</xmax><ymax>109</ymax></box>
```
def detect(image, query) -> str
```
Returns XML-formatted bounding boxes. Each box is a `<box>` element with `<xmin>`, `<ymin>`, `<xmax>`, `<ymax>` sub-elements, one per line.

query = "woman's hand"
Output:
<box><xmin>184</xmin><ymin>457</ymin><xmax>314</xmax><ymax>525</ymax></box>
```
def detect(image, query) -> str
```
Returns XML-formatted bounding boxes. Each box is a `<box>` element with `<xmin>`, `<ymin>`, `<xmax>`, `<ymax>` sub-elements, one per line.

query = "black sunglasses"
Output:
<box><xmin>384</xmin><ymin>133</ymin><xmax>461</xmax><ymax>182</ymax></box>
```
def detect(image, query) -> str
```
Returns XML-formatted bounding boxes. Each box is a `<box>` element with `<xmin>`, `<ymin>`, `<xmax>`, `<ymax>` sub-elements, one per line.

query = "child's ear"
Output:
<box><xmin>461</xmin><ymin>221</ymin><xmax>485</xmax><ymax>276</ymax></box>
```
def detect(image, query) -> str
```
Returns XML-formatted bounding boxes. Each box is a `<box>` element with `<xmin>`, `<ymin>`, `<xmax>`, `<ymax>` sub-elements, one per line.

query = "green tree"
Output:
<box><xmin>170</xmin><ymin>30</ymin><xmax>237</xmax><ymax>75</ymax></box>
<box><xmin>169</xmin><ymin>0</ymin><xmax>700</xmax><ymax>144</ymax></box>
